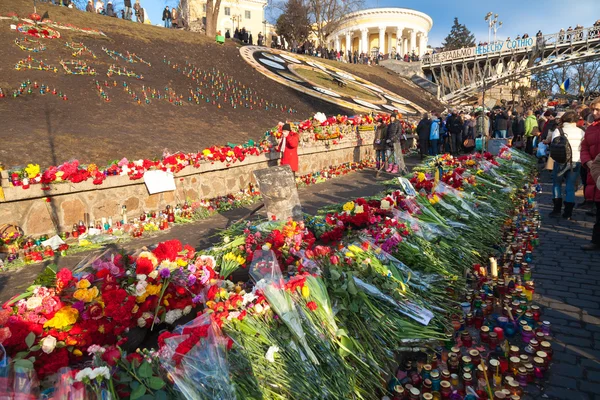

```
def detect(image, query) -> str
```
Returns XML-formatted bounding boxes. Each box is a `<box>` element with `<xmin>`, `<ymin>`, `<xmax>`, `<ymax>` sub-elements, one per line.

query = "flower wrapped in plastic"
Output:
<box><xmin>249</xmin><ymin>248</ymin><xmax>318</xmax><ymax>364</ymax></box>
<box><xmin>159</xmin><ymin>313</ymin><xmax>235</xmax><ymax>400</ymax></box>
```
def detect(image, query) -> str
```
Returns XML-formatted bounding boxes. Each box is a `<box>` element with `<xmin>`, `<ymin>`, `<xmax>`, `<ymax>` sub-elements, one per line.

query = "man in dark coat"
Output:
<box><xmin>512</xmin><ymin>111</ymin><xmax>525</xmax><ymax>148</ymax></box>
<box><xmin>446</xmin><ymin>110</ymin><xmax>463</xmax><ymax>155</ymax></box>
<box><xmin>416</xmin><ymin>112</ymin><xmax>432</xmax><ymax>159</ymax></box>
<box><xmin>493</xmin><ymin>108</ymin><xmax>509</xmax><ymax>138</ymax></box>
<box><xmin>162</xmin><ymin>6</ymin><xmax>171</xmax><ymax>28</ymax></box>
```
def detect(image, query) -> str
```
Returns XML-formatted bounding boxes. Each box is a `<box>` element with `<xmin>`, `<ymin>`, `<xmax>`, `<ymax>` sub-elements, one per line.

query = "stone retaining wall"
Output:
<box><xmin>0</xmin><ymin>133</ymin><xmax>374</xmax><ymax>236</ymax></box>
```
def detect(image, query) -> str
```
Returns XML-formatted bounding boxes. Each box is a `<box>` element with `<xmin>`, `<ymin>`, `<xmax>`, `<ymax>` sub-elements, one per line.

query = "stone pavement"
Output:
<box><xmin>0</xmin><ymin>158</ymin><xmax>418</xmax><ymax>303</ymax></box>
<box><xmin>533</xmin><ymin>169</ymin><xmax>600</xmax><ymax>400</ymax></box>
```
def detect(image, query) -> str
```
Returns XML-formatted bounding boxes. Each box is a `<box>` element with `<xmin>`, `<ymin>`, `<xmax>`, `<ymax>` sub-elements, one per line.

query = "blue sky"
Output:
<box><xmin>141</xmin><ymin>0</ymin><xmax>599</xmax><ymax>47</ymax></box>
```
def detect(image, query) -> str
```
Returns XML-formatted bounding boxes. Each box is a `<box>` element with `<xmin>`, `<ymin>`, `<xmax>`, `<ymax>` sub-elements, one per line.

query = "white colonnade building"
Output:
<box><xmin>326</xmin><ymin>7</ymin><xmax>433</xmax><ymax>58</ymax></box>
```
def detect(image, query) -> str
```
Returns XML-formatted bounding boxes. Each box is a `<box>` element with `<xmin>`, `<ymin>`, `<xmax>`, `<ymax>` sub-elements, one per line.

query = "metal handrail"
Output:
<box><xmin>422</xmin><ymin>25</ymin><xmax>600</xmax><ymax>66</ymax></box>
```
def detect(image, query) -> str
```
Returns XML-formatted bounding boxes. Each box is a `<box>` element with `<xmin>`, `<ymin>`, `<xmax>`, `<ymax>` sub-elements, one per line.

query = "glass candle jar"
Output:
<box><xmin>408</xmin><ymin>387</ymin><xmax>420</xmax><ymax>400</ymax></box>
<box><xmin>516</xmin><ymin>367</ymin><xmax>528</xmax><ymax>387</ymax></box>
<box><xmin>422</xmin><ymin>378</ymin><xmax>432</xmax><ymax>393</ymax></box>
<box><xmin>489</xmin><ymin>332</ymin><xmax>499</xmax><ymax>348</ymax></box>
<box><xmin>541</xmin><ymin>321</ymin><xmax>552</xmax><ymax>336</ymax></box>
<box><xmin>494</xmin><ymin>391</ymin><xmax>507</xmax><ymax>400</ymax></box>
<box><xmin>461</xmin><ymin>356</ymin><xmax>473</xmax><ymax>371</ymax></box>
<box><xmin>494</xmin><ymin>327</ymin><xmax>505</xmax><ymax>342</ymax></box>
<box><xmin>535</xmin><ymin>351</ymin><xmax>549</xmax><ymax>368</ymax></box>
<box><xmin>524</xmin><ymin>363</ymin><xmax>534</xmax><ymax>383</ymax></box>
<box><xmin>480</xmin><ymin>326</ymin><xmax>491</xmax><ymax>344</ymax></box>
<box><xmin>540</xmin><ymin>341</ymin><xmax>553</xmax><ymax>361</ymax></box>
<box><xmin>533</xmin><ymin>357</ymin><xmax>545</xmax><ymax>379</ymax></box>
<box><xmin>440</xmin><ymin>380</ymin><xmax>452</xmax><ymax>399</ymax></box>
<box><xmin>422</xmin><ymin>364</ymin><xmax>432</xmax><ymax>380</ymax></box>
<box><xmin>509</xmin><ymin>345</ymin><xmax>520</xmax><ymax>358</ymax></box>
<box><xmin>521</xmin><ymin>326</ymin><xmax>534</xmax><ymax>344</ymax></box>
<box><xmin>509</xmin><ymin>357</ymin><xmax>521</xmax><ymax>376</ymax></box>
<box><xmin>430</xmin><ymin>370</ymin><xmax>441</xmax><ymax>392</ymax></box>
<box><xmin>461</xmin><ymin>331</ymin><xmax>473</xmax><ymax>348</ymax></box>
<box><xmin>530</xmin><ymin>305</ymin><xmax>541</xmax><ymax>322</ymax></box>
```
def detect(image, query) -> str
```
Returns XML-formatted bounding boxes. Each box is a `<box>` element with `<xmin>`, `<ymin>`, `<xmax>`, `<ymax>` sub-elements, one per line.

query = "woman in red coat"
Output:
<box><xmin>278</xmin><ymin>123</ymin><xmax>299</xmax><ymax>173</ymax></box>
<box><xmin>580</xmin><ymin>98</ymin><xmax>600</xmax><ymax>251</ymax></box>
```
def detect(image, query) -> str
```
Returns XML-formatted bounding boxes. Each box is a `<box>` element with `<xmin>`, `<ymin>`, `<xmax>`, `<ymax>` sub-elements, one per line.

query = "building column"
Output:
<box><xmin>334</xmin><ymin>35</ymin><xmax>340</xmax><ymax>52</ymax></box>
<box><xmin>403</xmin><ymin>37</ymin><xmax>408</xmax><ymax>55</ymax></box>
<box><xmin>396</xmin><ymin>26</ymin><xmax>403</xmax><ymax>55</ymax></box>
<box><xmin>421</xmin><ymin>34</ymin><xmax>429</xmax><ymax>56</ymax></box>
<box><xmin>378</xmin><ymin>26</ymin><xmax>386</xmax><ymax>55</ymax></box>
<box><xmin>360</xmin><ymin>28</ymin><xmax>369</xmax><ymax>54</ymax></box>
<box><xmin>409</xmin><ymin>29</ymin><xmax>417</xmax><ymax>54</ymax></box>
<box><xmin>345</xmin><ymin>31</ymin><xmax>352</xmax><ymax>57</ymax></box>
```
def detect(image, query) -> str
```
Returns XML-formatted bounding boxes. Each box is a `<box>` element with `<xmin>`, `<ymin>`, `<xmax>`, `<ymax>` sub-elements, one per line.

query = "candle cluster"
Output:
<box><xmin>65</xmin><ymin>41</ymin><xmax>96</xmax><ymax>58</ymax></box>
<box><xmin>387</xmin><ymin>182</ymin><xmax>548</xmax><ymax>400</ymax></box>
<box><xmin>92</xmin><ymin>80</ymin><xmax>112</xmax><ymax>102</ymax></box>
<box><xmin>123</xmin><ymin>83</ymin><xmax>185</xmax><ymax>105</ymax></box>
<box><xmin>1</xmin><ymin>80</ymin><xmax>67</xmax><ymax>100</ymax></box>
<box><xmin>164</xmin><ymin>58</ymin><xmax>296</xmax><ymax>113</ymax></box>
<box><xmin>101</xmin><ymin>47</ymin><xmax>151</xmax><ymax>66</ymax></box>
<box><xmin>107</xmin><ymin>64</ymin><xmax>143</xmax><ymax>79</ymax></box>
<box><xmin>14</xmin><ymin>56</ymin><xmax>57</xmax><ymax>72</ymax></box>
<box><xmin>60</xmin><ymin>60</ymin><xmax>96</xmax><ymax>75</ymax></box>
<box><xmin>14</xmin><ymin>37</ymin><xmax>46</xmax><ymax>52</ymax></box>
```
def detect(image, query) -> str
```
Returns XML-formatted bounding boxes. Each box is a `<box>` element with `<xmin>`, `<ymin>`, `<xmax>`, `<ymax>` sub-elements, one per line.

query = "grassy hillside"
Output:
<box><xmin>0</xmin><ymin>1</ymin><xmax>441</xmax><ymax>168</ymax></box>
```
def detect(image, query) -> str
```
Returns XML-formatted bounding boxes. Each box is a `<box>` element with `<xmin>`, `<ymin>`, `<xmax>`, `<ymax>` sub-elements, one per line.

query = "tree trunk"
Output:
<box><xmin>205</xmin><ymin>0</ymin><xmax>221</xmax><ymax>37</ymax></box>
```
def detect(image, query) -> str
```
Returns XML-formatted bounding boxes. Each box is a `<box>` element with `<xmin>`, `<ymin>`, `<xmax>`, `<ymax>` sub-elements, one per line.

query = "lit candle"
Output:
<box><xmin>490</xmin><ymin>257</ymin><xmax>498</xmax><ymax>278</ymax></box>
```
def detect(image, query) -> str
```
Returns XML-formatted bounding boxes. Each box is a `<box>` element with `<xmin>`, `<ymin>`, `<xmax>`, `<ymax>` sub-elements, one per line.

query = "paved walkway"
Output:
<box><xmin>0</xmin><ymin>159</ymin><xmax>417</xmax><ymax>303</ymax></box>
<box><xmin>534</xmin><ymin>169</ymin><xmax>600</xmax><ymax>400</ymax></box>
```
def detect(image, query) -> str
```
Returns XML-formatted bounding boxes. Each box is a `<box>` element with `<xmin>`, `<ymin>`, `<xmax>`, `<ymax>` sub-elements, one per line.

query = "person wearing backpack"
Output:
<box><xmin>548</xmin><ymin>111</ymin><xmax>585</xmax><ymax>219</ymax></box>
<box><xmin>580</xmin><ymin>98</ymin><xmax>600</xmax><ymax>250</ymax></box>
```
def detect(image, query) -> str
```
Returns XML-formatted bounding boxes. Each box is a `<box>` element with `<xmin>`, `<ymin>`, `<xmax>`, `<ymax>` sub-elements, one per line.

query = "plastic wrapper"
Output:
<box><xmin>160</xmin><ymin>314</ymin><xmax>236</xmax><ymax>400</ymax></box>
<box><xmin>434</xmin><ymin>182</ymin><xmax>481</xmax><ymax>219</ymax></box>
<box><xmin>357</xmin><ymin>237</ymin><xmax>443</xmax><ymax>291</ymax></box>
<box><xmin>0</xmin><ymin>360</ymin><xmax>40</xmax><ymax>400</ymax></box>
<box><xmin>392</xmin><ymin>209</ymin><xmax>447</xmax><ymax>241</ymax></box>
<box><xmin>352</xmin><ymin>277</ymin><xmax>434</xmax><ymax>326</ymax></box>
<box><xmin>249</xmin><ymin>249</ymin><xmax>319</xmax><ymax>364</ymax></box>
<box><xmin>46</xmin><ymin>368</ymin><xmax>87</xmax><ymax>400</ymax></box>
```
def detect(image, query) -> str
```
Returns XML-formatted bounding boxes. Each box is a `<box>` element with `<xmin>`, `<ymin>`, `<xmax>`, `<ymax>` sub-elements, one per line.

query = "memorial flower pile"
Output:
<box><xmin>0</xmin><ymin>147</ymin><xmax>547</xmax><ymax>400</ymax></box>
<box><xmin>4</xmin><ymin>112</ymin><xmax>380</xmax><ymax>190</ymax></box>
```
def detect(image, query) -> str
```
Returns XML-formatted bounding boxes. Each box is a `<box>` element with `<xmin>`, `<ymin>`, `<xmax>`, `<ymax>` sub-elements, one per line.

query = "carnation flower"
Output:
<box><xmin>164</xmin><ymin>309</ymin><xmax>183</xmax><ymax>325</ymax></box>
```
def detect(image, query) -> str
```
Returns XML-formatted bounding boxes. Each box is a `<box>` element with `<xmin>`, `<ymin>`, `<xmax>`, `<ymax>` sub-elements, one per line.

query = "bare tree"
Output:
<box><xmin>204</xmin><ymin>0</ymin><xmax>222</xmax><ymax>36</ymax></box>
<box><xmin>306</xmin><ymin>0</ymin><xmax>363</xmax><ymax>47</ymax></box>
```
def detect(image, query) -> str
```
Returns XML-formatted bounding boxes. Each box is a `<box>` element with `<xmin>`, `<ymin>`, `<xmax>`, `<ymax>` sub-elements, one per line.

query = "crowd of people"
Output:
<box><xmin>411</xmin><ymin>98</ymin><xmax>600</xmax><ymax>252</ymax></box>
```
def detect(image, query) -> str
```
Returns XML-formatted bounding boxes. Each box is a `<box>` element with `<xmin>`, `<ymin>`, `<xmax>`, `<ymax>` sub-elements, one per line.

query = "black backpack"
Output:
<box><xmin>549</xmin><ymin>127</ymin><xmax>572</xmax><ymax>165</ymax></box>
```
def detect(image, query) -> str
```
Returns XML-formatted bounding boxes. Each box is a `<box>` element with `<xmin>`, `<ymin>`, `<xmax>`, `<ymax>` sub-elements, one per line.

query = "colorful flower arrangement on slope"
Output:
<box><xmin>0</xmin><ymin>147</ymin><xmax>543</xmax><ymax>399</ymax></box>
<box><xmin>4</xmin><ymin>112</ymin><xmax>380</xmax><ymax>189</ymax></box>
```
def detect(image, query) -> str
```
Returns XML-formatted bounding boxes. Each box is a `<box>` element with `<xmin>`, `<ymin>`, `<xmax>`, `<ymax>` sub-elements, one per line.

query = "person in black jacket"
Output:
<box><xmin>373</xmin><ymin>118</ymin><xmax>388</xmax><ymax>170</ymax></box>
<box><xmin>162</xmin><ymin>6</ymin><xmax>171</xmax><ymax>28</ymax></box>
<box><xmin>493</xmin><ymin>108</ymin><xmax>509</xmax><ymax>138</ymax></box>
<box><xmin>446</xmin><ymin>110</ymin><xmax>463</xmax><ymax>155</ymax></box>
<box><xmin>512</xmin><ymin>111</ymin><xmax>525</xmax><ymax>149</ymax></box>
<box><xmin>416</xmin><ymin>113</ymin><xmax>432</xmax><ymax>159</ymax></box>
